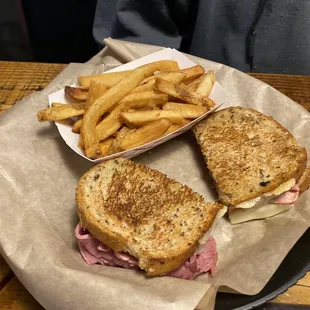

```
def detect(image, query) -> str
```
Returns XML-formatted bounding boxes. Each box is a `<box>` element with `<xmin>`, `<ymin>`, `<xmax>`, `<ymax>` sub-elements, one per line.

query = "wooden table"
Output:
<box><xmin>0</xmin><ymin>61</ymin><xmax>309</xmax><ymax>309</ymax></box>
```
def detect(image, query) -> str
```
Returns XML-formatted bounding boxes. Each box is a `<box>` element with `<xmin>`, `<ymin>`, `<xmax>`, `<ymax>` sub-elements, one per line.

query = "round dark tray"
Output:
<box><xmin>215</xmin><ymin>228</ymin><xmax>310</xmax><ymax>310</ymax></box>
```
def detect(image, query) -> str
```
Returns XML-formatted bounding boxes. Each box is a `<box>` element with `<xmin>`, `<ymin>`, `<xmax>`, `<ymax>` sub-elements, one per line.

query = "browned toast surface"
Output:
<box><xmin>298</xmin><ymin>166</ymin><xmax>310</xmax><ymax>194</ymax></box>
<box><xmin>193</xmin><ymin>106</ymin><xmax>307</xmax><ymax>206</ymax></box>
<box><xmin>76</xmin><ymin>158</ymin><xmax>224</xmax><ymax>275</ymax></box>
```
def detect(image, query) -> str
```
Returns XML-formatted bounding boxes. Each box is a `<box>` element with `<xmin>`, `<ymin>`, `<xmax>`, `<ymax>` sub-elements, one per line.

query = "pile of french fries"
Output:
<box><xmin>37</xmin><ymin>60</ymin><xmax>216</xmax><ymax>159</ymax></box>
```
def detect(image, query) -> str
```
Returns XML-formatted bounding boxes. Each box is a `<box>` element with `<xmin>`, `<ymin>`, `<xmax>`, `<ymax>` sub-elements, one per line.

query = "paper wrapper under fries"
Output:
<box><xmin>0</xmin><ymin>38</ymin><xmax>309</xmax><ymax>310</ymax></box>
<box><xmin>44</xmin><ymin>48</ymin><xmax>229</xmax><ymax>162</ymax></box>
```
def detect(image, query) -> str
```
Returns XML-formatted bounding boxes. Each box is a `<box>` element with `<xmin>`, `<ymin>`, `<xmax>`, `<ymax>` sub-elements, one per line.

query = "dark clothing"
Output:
<box><xmin>93</xmin><ymin>0</ymin><xmax>310</xmax><ymax>74</ymax></box>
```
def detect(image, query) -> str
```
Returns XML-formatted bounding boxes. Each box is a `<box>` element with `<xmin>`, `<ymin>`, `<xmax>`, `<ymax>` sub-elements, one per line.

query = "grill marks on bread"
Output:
<box><xmin>76</xmin><ymin>158</ymin><xmax>224</xmax><ymax>275</ymax></box>
<box><xmin>193</xmin><ymin>107</ymin><xmax>307</xmax><ymax>206</ymax></box>
<box><xmin>105</xmin><ymin>165</ymin><xmax>195</xmax><ymax>227</ymax></box>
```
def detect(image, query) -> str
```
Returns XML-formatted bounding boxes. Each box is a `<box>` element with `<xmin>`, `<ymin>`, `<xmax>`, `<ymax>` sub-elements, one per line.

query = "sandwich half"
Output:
<box><xmin>193</xmin><ymin>106</ymin><xmax>310</xmax><ymax>224</ymax></box>
<box><xmin>75</xmin><ymin>158</ymin><xmax>227</xmax><ymax>279</ymax></box>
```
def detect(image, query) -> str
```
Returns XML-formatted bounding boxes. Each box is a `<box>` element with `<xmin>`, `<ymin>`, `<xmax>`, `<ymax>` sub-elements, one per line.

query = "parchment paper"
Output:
<box><xmin>0</xmin><ymin>38</ymin><xmax>309</xmax><ymax>310</ymax></box>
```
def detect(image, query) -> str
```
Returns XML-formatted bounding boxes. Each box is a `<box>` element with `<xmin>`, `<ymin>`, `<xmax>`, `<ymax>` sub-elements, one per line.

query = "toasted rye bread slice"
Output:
<box><xmin>193</xmin><ymin>106</ymin><xmax>307</xmax><ymax>207</ymax></box>
<box><xmin>76</xmin><ymin>158</ymin><xmax>224</xmax><ymax>276</ymax></box>
<box><xmin>298</xmin><ymin>166</ymin><xmax>310</xmax><ymax>194</ymax></box>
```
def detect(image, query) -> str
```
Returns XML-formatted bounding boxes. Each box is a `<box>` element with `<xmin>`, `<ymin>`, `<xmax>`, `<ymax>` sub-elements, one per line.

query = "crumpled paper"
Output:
<box><xmin>0</xmin><ymin>38</ymin><xmax>309</xmax><ymax>310</ymax></box>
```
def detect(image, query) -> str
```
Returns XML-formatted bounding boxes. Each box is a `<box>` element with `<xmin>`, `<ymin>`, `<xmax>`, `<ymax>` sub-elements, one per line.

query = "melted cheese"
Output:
<box><xmin>235</xmin><ymin>178</ymin><xmax>296</xmax><ymax>209</ymax></box>
<box><xmin>229</xmin><ymin>204</ymin><xmax>292</xmax><ymax>225</ymax></box>
<box><xmin>265</xmin><ymin>178</ymin><xmax>296</xmax><ymax>196</ymax></box>
<box><xmin>230</xmin><ymin>178</ymin><xmax>296</xmax><ymax>224</ymax></box>
<box><xmin>235</xmin><ymin>197</ymin><xmax>260</xmax><ymax>209</ymax></box>
<box><xmin>196</xmin><ymin>206</ymin><xmax>227</xmax><ymax>254</ymax></box>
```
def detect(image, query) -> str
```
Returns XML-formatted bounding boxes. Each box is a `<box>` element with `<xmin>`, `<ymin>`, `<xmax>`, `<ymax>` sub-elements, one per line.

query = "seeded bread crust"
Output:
<box><xmin>193</xmin><ymin>106</ymin><xmax>307</xmax><ymax>207</ymax></box>
<box><xmin>298</xmin><ymin>166</ymin><xmax>310</xmax><ymax>194</ymax></box>
<box><xmin>76</xmin><ymin>158</ymin><xmax>224</xmax><ymax>276</ymax></box>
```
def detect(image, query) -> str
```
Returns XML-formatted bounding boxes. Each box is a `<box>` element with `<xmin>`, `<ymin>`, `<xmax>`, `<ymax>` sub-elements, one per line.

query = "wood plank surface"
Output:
<box><xmin>0</xmin><ymin>277</ymin><xmax>43</xmax><ymax>310</ymax></box>
<box><xmin>0</xmin><ymin>61</ymin><xmax>309</xmax><ymax>309</ymax></box>
<box><xmin>272</xmin><ymin>284</ymin><xmax>310</xmax><ymax>305</ymax></box>
<box><xmin>248</xmin><ymin>73</ymin><xmax>310</xmax><ymax>112</ymax></box>
<box><xmin>0</xmin><ymin>256</ymin><xmax>11</xmax><ymax>289</ymax></box>
<box><xmin>0</xmin><ymin>61</ymin><xmax>66</xmax><ymax>114</ymax></box>
<box><xmin>297</xmin><ymin>271</ymin><xmax>310</xmax><ymax>287</ymax></box>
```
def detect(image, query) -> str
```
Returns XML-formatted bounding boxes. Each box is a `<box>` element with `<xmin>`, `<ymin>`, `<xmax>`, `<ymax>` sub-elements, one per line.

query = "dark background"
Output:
<box><xmin>0</xmin><ymin>0</ymin><xmax>98</xmax><ymax>63</ymax></box>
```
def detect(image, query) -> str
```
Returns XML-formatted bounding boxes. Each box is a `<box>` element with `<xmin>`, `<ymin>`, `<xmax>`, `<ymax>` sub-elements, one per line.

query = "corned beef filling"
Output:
<box><xmin>75</xmin><ymin>223</ymin><xmax>217</xmax><ymax>280</ymax></box>
<box><xmin>273</xmin><ymin>184</ymin><xmax>300</xmax><ymax>205</ymax></box>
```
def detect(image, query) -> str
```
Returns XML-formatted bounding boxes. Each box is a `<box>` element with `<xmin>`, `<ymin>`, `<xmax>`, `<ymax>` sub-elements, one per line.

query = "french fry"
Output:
<box><xmin>155</xmin><ymin>78</ymin><xmax>215</xmax><ymax>107</ymax></box>
<box><xmin>130</xmin><ymin>79</ymin><xmax>156</xmax><ymax>94</ymax></box>
<box><xmin>142</xmin><ymin>71</ymin><xmax>186</xmax><ymax>85</ymax></box>
<box><xmin>142</xmin><ymin>72</ymin><xmax>166</xmax><ymax>84</ymax></box>
<box><xmin>207</xmin><ymin>98</ymin><xmax>216</xmax><ymax>108</ymax></box>
<box><xmin>51</xmin><ymin>102</ymin><xmax>66</xmax><ymax>108</ymax></box>
<box><xmin>37</xmin><ymin>106</ymin><xmax>84</xmax><ymax>122</ymax></box>
<box><xmin>119</xmin><ymin>90</ymin><xmax>168</xmax><ymax>105</ymax></box>
<box><xmin>181</xmin><ymin>65</ymin><xmax>205</xmax><ymax>81</ymax></box>
<box><xmin>109</xmin><ymin>127</ymin><xmax>132</xmax><ymax>154</ymax></box>
<box><xmin>162</xmin><ymin>102</ymin><xmax>207</xmax><ymax>118</ymax></box>
<box><xmin>164</xmin><ymin>119</ymin><xmax>190</xmax><ymax>135</ymax></box>
<box><xmin>164</xmin><ymin>124</ymin><xmax>182</xmax><ymax>135</ymax></box>
<box><xmin>85</xmin><ymin>80</ymin><xmax>109</xmax><ymax>111</ymax></box>
<box><xmin>96</xmin><ymin>101</ymin><xmax>128</xmax><ymax>141</ymax></box>
<box><xmin>96</xmin><ymin>98</ymin><xmax>148</xmax><ymax>141</ymax></box>
<box><xmin>64</xmin><ymin>86</ymin><xmax>88</xmax><ymax>101</ymax></box>
<box><xmin>70</xmin><ymin>102</ymin><xmax>85</xmax><ymax>110</ymax></box>
<box><xmin>72</xmin><ymin>117</ymin><xmax>83</xmax><ymax>133</ymax></box>
<box><xmin>184</xmin><ymin>74</ymin><xmax>206</xmax><ymax>92</ymax></box>
<box><xmin>52</xmin><ymin>102</ymin><xmax>85</xmax><ymax>110</ymax></box>
<box><xmin>38</xmin><ymin>60</ymin><xmax>216</xmax><ymax>160</ymax></box>
<box><xmin>99</xmin><ymin>137</ymin><xmax>114</xmax><ymax>156</ymax></box>
<box><xmin>127</xmin><ymin>103</ymin><xmax>159</xmax><ymax>112</ymax></box>
<box><xmin>195</xmin><ymin>70</ymin><xmax>216</xmax><ymax>97</ymax></box>
<box><xmin>138</xmin><ymin>102</ymin><xmax>160</xmax><ymax>111</ymax></box>
<box><xmin>97</xmin><ymin>97</ymin><xmax>165</xmax><ymax>142</ymax></box>
<box><xmin>78</xmin><ymin>132</ymin><xmax>85</xmax><ymax>150</ymax></box>
<box><xmin>120</xmin><ymin>119</ymin><xmax>171</xmax><ymax>151</ymax></box>
<box><xmin>82</xmin><ymin>60</ymin><xmax>180</xmax><ymax>158</ymax></box>
<box><xmin>78</xmin><ymin>70</ymin><xmax>133</xmax><ymax>89</ymax></box>
<box><xmin>111</xmin><ymin>130</ymin><xmax>119</xmax><ymax>137</ymax></box>
<box><xmin>164</xmin><ymin>72</ymin><xmax>187</xmax><ymax>84</ymax></box>
<box><xmin>128</xmin><ymin>99</ymin><xmax>164</xmax><ymax>110</ymax></box>
<box><xmin>121</xmin><ymin>110</ymin><xmax>184</xmax><ymax>127</ymax></box>
<box><xmin>105</xmin><ymin>102</ymin><xmax>127</xmax><ymax>119</ymax></box>
<box><xmin>97</xmin><ymin>118</ymin><xmax>123</xmax><ymax>142</ymax></box>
